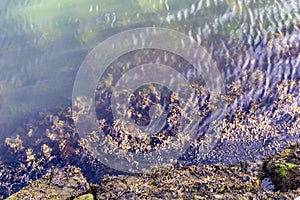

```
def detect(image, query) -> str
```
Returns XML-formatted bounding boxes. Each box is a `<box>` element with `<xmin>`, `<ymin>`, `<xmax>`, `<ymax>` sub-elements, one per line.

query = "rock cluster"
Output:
<box><xmin>6</xmin><ymin>143</ymin><xmax>300</xmax><ymax>200</ymax></box>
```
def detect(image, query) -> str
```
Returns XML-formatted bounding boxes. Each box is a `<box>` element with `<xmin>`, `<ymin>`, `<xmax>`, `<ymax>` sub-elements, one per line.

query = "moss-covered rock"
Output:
<box><xmin>265</xmin><ymin>144</ymin><xmax>300</xmax><ymax>191</ymax></box>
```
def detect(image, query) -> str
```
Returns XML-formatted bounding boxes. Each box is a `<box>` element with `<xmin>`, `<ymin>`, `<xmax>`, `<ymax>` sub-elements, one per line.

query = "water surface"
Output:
<box><xmin>0</xmin><ymin>0</ymin><xmax>300</xmax><ymax>197</ymax></box>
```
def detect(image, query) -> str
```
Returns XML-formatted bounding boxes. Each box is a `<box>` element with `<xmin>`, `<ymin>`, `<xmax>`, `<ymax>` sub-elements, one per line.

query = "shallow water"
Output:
<box><xmin>0</xmin><ymin>0</ymin><xmax>298</xmax><ymax>129</ymax></box>
<box><xmin>0</xmin><ymin>0</ymin><xmax>300</xmax><ymax>197</ymax></box>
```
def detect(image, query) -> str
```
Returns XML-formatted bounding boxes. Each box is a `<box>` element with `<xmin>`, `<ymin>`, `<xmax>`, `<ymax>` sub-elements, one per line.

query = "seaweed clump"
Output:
<box><xmin>6</xmin><ymin>166</ymin><xmax>91</xmax><ymax>200</ymax></box>
<box><xmin>7</xmin><ymin>148</ymin><xmax>300</xmax><ymax>200</ymax></box>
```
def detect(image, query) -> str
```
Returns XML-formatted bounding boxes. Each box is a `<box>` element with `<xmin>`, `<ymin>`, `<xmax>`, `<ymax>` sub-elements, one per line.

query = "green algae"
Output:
<box><xmin>74</xmin><ymin>193</ymin><xmax>94</xmax><ymax>200</ymax></box>
<box><xmin>265</xmin><ymin>144</ymin><xmax>300</xmax><ymax>191</ymax></box>
<box><xmin>273</xmin><ymin>163</ymin><xmax>296</xmax><ymax>179</ymax></box>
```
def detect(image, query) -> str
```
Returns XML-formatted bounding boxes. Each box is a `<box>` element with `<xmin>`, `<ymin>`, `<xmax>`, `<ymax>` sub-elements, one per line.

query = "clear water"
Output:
<box><xmin>0</xmin><ymin>0</ymin><xmax>299</xmax><ymax>197</ymax></box>
<box><xmin>0</xmin><ymin>0</ymin><xmax>298</xmax><ymax>127</ymax></box>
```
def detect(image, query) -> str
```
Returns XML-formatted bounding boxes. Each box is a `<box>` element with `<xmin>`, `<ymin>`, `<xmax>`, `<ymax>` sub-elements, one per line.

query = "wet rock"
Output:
<box><xmin>94</xmin><ymin>163</ymin><xmax>263</xmax><ymax>199</ymax></box>
<box><xmin>6</xmin><ymin>156</ymin><xmax>300</xmax><ymax>199</ymax></box>
<box><xmin>93</xmin><ymin>160</ymin><xmax>300</xmax><ymax>199</ymax></box>
<box><xmin>265</xmin><ymin>144</ymin><xmax>300</xmax><ymax>191</ymax></box>
<box><xmin>7</xmin><ymin>166</ymin><xmax>91</xmax><ymax>200</ymax></box>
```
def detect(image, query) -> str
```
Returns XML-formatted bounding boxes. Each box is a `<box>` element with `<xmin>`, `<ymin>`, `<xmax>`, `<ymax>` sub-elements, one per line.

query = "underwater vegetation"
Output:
<box><xmin>1</xmin><ymin>26</ymin><xmax>300</xmax><ymax>198</ymax></box>
<box><xmin>0</xmin><ymin>0</ymin><xmax>300</xmax><ymax>199</ymax></box>
<box><xmin>0</xmin><ymin>0</ymin><xmax>299</xmax><ymax>131</ymax></box>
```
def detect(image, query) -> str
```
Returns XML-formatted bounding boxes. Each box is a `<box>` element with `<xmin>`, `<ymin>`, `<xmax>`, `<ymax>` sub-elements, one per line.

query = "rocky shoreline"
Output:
<box><xmin>6</xmin><ymin>142</ymin><xmax>300</xmax><ymax>199</ymax></box>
